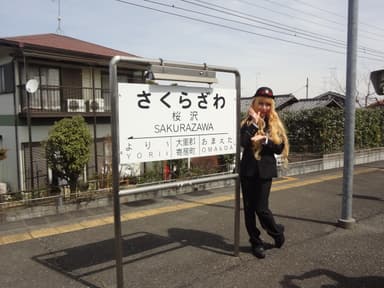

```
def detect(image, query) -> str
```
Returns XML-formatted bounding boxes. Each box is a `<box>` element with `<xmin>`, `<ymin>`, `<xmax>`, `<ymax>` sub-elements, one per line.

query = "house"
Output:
<box><xmin>275</xmin><ymin>91</ymin><xmax>344</xmax><ymax>113</ymax></box>
<box><xmin>274</xmin><ymin>94</ymin><xmax>299</xmax><ymax>111</ymax></box>
<box><xmin>278</xmin><ymin>97</ymin><xmax>343</xmax><ymax>112</ymax></box>
<box><xmin>241</xmin><ymin>90</ymin><xmax>345</xmax><ymax>114</ymax></box>
<box><xmin>240</xmin><ymin>93</ymin><xmax>298</xmax><ymax>115</ymax></box>
<box><xmin>313</xmin><ymin>91</ymin><xmax>345</xmax><ymax>106</ymax></box>
<box><xmin>367</xmin><ymin>99</ymin><xmax>384</xmax><ymax>109</ymax></box>
<box><xmin>0</xmin><ymin>33</ymin><xmax>145</xmax><ymax>192</ymax></box>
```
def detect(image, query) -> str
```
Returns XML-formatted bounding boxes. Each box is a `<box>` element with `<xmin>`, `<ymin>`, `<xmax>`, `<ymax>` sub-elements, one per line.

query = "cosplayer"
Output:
<box><xmin>240</xmin><ymin>86</ymin><xmax>289</xmax><ymax>259</ymax></box>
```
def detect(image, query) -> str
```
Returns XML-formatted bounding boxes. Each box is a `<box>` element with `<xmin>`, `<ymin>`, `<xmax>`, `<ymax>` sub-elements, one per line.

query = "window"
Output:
<box><xmin>0</xmin><ymin>62</ymin><xmax>15</xmax><ymax>94</ymax></box>
<box><xmin>23</xmin><ymin>142</ymin><xmax>48</xmax><ymax>192</ymax></box>
<box><xmin>21</xmin><ymin>65</ymin><xmax>60</xmax><ymax>111</ymax></box>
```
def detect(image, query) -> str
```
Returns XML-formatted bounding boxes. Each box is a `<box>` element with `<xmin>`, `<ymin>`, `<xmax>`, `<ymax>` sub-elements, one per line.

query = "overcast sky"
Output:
<box><xmin>1</xmin><ymin>0</ymin><xmax>384</xmax><ymax>99</ymax></box>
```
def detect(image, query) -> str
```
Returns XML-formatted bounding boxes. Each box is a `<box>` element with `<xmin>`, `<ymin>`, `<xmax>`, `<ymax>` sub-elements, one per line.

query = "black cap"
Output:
<box><xmin>254</xmin><ymin>87</ymin><xmax>274</xmax><ymax>99</ymax></box>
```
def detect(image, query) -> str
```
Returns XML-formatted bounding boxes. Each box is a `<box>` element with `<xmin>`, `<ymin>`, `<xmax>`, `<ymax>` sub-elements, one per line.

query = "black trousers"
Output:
<box><xmin>240</xmin><ymin>176</ymin><xmax>283</xmax><ymax>246</ymax></box>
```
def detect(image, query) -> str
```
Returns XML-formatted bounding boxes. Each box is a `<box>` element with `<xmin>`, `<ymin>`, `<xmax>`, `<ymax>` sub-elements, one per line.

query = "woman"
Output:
<box><xmin>240</xmin><ymin>86</ymin><xmax>289</xmax><ymax>259</ymax></box>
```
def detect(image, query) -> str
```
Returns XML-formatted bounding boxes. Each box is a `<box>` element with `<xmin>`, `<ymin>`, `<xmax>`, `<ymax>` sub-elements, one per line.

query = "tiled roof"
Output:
<box><xmin>314</xmin><ymin>91</ymin><xmax>345</xmax><ymax>101</ymax></box>
<box><xmin>0</xmin><ymin>33</ymin><xmax>136</xmax><ymax>58</ymax></box>
<box><xmin>274</xmin><ymin>94</ymin><xmax>298</xmax><ymax>110</ymax></box>
<box><xmin>367</xmin><ymin>100</ymin><xmax>384</xmax><ymax>108</ymax></box>
<box><xmin>279</xmin><ymin>98</ymin><xmax>342</xmax><ymax>112</ymax></box>
<box><xmin>240</xmin><ymin>97</ymin><xmax>253</xmax><ymax>114</ymax></box>
<box><xmin>240</xmin><ymin>94</ymin><xmax>298</xmax><ymax>114</ymax></box>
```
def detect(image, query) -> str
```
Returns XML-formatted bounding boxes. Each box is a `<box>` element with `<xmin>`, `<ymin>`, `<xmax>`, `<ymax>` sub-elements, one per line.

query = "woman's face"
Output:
<box><xmin>253</xmin><ymin>97</ymin><xmax>272</xmax><ymax>118</ymax></box>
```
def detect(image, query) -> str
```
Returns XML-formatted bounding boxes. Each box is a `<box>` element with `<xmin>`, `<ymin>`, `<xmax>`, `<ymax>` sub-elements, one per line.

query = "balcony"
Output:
<box><xmin>19</xmin><ymin>85</ymin><xmax>111</xmax><ymax>118</ymax></box>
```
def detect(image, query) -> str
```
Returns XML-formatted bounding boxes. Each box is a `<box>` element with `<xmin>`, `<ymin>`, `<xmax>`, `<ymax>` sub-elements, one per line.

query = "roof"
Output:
<box><xmin>279</xmin><ymin>98</ymin><xmax>343</xmax><ymax>112</ymax></box>
<box><xmin>240</xmin><ymin>97</ymin><xmax>253</xmax><ymax>114</ymax></box>
<box><xmin>240</xmin><ymin>93</ymin><xmax>298</xmax><ymax>114</ymax></box>
<box><xmin>314</xmin><ymin>91</ymin><xmax>345</xmax><ymax>102</ymax></box>
<box><xmin>0</xmin><ymin>33</ymin><xmax>136</xmax><ymax>58</ymax></box>
<box><xmin>274</xmin><ymin>94</ymin><xmax>298</xmax><ymax>110</ymax></box>
<box><xmin>367</xmin><ymin>99</ymin><xmax>384</xmax><ymax>109</ymax></box>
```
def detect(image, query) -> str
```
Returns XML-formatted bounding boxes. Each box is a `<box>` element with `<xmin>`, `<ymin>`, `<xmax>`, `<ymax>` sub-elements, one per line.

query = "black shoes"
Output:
<box><xmin>274</xmin><ymin>233</ymin><xmax>285</xmax><ymax>248</ymax></box>
<box><xmin>277</xmin><ymin>224</ymin><xmax>285</xmax><ymax>233</ymax></box>
<box><xmin>251</xmin><ymin>244</ymin><xmax>266</xmax><ymax>259</ymax></box>
<box><xmin>251</xmin><ymin>224</ymin><xmax>285</xmax><ymax>258</ymax></box>
<box><xmin>274</xmin><ymin>224</ymin><xmax>285</xmax><ymax>248</ymax></box>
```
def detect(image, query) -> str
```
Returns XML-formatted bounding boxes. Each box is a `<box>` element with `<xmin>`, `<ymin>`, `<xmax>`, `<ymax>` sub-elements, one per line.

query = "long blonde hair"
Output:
<box><xmin>241</xmin><ymin>96</ymin><xmax>289</xmax><ymax>166</ymax></box>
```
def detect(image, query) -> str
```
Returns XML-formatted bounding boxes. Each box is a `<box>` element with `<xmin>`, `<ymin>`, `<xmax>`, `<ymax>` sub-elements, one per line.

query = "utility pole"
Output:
<box><xmin>306</xmin><ymin>77</ymin><xmax>309</xmax><ymax>99</ymax></box>
<box><xmin>338</xmin><ymin>0</ymin><xmax>358</xmax><ymax>229</ymax></box>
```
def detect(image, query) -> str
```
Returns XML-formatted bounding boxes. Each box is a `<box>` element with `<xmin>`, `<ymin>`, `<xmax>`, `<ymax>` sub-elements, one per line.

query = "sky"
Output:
<box><xmin>1</xmin><ymin>0</ymin><xmax>384</xmax><ymax>100</ymax></box>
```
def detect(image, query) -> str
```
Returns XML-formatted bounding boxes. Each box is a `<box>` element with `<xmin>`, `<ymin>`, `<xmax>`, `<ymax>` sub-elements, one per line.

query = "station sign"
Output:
<box><xmin>118</xmin><ymin>83</ymin><xmax>236</xmax><ymax>163</ymax></box>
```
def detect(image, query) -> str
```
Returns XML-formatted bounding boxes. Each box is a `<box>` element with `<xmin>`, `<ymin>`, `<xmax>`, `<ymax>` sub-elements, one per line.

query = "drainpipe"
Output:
<box><xmin>91</xmin><ymin>67</ymin><xmax>99</xmax><ymax>187</ymax></box>
<box><xmin>20</xmin><ymin>46</ymin><xmax>35</xmax><ymax>191</ymax></box>
<box><xmin>25</xmin><ymin>56</ymin><xmax>34</xmax><ymax>191</ymax></box>
<box><xmin>12</xmin><ymin>57</ymin><xmax>21</xmax><ymax>191</ymax></box>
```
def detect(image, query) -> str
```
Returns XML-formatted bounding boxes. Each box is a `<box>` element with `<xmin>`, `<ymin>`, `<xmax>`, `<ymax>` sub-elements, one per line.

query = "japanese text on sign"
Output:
<box><xmin>118</xmin><ymin>84</ymin><xmax>236</xmax><ymax>163</ymax></box>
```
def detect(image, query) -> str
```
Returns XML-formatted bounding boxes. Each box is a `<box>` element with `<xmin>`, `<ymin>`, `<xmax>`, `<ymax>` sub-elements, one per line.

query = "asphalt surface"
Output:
<box><xmin>0</xmin><ymin>161</ymin><xmax>383</xmax><ymax>288</ymax></box>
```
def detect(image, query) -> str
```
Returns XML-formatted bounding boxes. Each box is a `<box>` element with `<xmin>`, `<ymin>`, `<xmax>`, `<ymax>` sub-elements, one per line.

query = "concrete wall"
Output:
<box><xmin>279</xmin><ymin>147</ymin><xmax>384</xmax><ymax>177</ymax></box>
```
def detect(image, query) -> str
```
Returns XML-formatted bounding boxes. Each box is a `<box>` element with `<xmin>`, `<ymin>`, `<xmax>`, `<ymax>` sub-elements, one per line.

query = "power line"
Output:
<box><xmin>291</xmin><ymin>84</ymin><xmax>306</xmax><ymax>94</ymax></box>
<box><xmin>182</xmin><ymin>0</ymin><xmax>384</xmax><ymax>58</ymax></box>
<box><xmin>170</xmin><ymin>0</ymin><xmax>348</xmax><ymax>51</ymax></box>
<box><xmin>235</xmin><ymin>0</ymin><xmax>347</xmax><ymax>34</ymax></box>
<box><xmin>291</xmin><ymin>0</ymin><xmax>345</xmax><ymax>19</ymax></box>
<box><xmin>291</xmin><ymin>0</ymin><xmax>384</xmax><ymax>35</ymax></box>
<box><xmin>262</xmin><ymin>0</ymin><xmax>346</xmax><ymax>26</ymax></box>
<box><xmin>133</xmin><ymin>0</ymin><xmax>344</xmax><ymax>53</ymax></box>
<box><xmin>114</xmin><ymin>0</ymin><xmax>384</xmax><ymax>61</ymax></box>
<box><xmin>236</xmin><ymin>0</ymin><xmax>384</xmax><ymax>42</ymax></box>
<box><xmin>181</xmin><ymin>0</ymin><xmax>345</xmax><ymax>46</ymax></box>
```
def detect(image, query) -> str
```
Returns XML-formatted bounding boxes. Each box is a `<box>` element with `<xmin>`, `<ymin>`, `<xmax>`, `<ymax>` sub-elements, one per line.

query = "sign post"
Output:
<box><xmin>109</xmin><ymin>56</ymin><xmax>241</xmax><ymax>288</ymax></box>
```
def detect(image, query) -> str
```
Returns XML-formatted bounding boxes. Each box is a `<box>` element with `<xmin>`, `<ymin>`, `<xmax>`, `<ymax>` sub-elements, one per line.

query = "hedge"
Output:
<box><xmin>280</xmin><ymin>107</ymin><xmax>384</xmax><ymax>154</ymax></box>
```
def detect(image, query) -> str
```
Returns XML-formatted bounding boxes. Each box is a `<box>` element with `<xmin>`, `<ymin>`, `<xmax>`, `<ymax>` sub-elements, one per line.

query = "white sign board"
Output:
<box><xmin>118</xmin><ymin>84</ymin><xmax>236</xmax><ymax>163</ymax></box>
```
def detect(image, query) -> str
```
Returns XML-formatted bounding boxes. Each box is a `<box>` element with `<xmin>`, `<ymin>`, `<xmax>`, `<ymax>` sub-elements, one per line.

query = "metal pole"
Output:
<box><xmin>119</xmin><ymin>173</ymin><xmax>238</xmax><ymax>196</ymax></box>
<box><xmin>234</xmin><ymin>71</ymin><xmax>241</xmax><ymax>256</ymax></box>
<box><xmin>338</xmin><ymin>0</ymin><xmax>358</xmax><ymax>229</ymax></box>
<box><xmin>110</xmin><ymin>56</ymin><xmax>124</xmax><ymax>288</ymax></box>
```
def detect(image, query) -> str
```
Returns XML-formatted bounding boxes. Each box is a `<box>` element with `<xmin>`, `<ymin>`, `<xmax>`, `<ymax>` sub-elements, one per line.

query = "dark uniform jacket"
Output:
<box><xmin>240</xmin><ymin>121</ymin><xmax>285</xmax><ymax>179</ymax></box>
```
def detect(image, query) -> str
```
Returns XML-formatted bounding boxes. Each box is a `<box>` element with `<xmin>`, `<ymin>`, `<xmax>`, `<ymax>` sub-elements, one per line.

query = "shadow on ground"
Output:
<box><xmin>33</xmin><ymin>228</ymin><xmax>234</xmax><ymax>288</ymax></box>
<box><xmin>280</xmin><ymin>268</ymin><xmax>384</xmax><ymax>288</ymax></box>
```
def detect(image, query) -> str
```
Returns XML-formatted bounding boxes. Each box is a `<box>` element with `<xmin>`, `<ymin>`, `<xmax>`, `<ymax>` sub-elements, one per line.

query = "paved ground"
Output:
<box><xmin>0</xmin><ymin>161</ymin><xmax>383</xmax><ymax>288</ymax></box>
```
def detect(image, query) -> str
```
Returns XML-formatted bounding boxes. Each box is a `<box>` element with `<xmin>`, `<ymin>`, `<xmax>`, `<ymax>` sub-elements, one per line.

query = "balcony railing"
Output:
<box><xmin>19</xmin><ymin>85</ymin><xmax>111</xmax><ymax>114</ymax></box>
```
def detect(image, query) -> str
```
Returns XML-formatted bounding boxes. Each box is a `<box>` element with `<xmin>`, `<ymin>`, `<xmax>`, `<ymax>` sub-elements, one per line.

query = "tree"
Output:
<box><xmin>44</xmin><ymin>116</ymin><xmax>91</xmax><ymax>193</ymax></box>
<box><xmin>330</xmin><ymin>70</ymin><xmax>383</xmax><ymax>107</ymax></box>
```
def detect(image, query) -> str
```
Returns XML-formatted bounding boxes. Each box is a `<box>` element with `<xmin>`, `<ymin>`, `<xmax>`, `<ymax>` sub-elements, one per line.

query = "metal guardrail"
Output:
<box><xmin>119</xmin><ymin>173</ymin><xmax>238</xmax><ymax>197</ymax></box>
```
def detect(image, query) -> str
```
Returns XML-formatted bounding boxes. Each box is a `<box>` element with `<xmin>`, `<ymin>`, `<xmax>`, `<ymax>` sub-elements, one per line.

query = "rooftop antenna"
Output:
<box><xmin>54</xmin><ymin>0</ymin><xmax>64</xmax><ymax>34</ymax></box>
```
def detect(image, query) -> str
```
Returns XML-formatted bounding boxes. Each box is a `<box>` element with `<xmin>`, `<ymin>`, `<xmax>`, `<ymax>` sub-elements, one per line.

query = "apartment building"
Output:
<box><xmin>0</xmin><ymin>33</ymin><xmax>144</xmax><ymax>192</ymax></box>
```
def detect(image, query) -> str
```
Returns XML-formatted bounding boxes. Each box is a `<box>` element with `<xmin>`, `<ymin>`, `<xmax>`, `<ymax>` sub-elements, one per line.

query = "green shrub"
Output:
<box><xmin>280</xmin><ymin>107</ymin><xmax>384</xmax><ymax>155</ymax></box>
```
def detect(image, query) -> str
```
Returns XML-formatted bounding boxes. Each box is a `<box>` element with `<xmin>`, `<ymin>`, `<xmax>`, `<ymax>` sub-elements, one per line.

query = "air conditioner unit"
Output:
<box><xmin>88</xmin><ymin>98</ymin><xmax>104</xmax><ymax>112</ymax></box>
<box><xmin>67</xmin><ymin>99</ymin><xmax>85</xmax><ymax>112</ymax></box>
